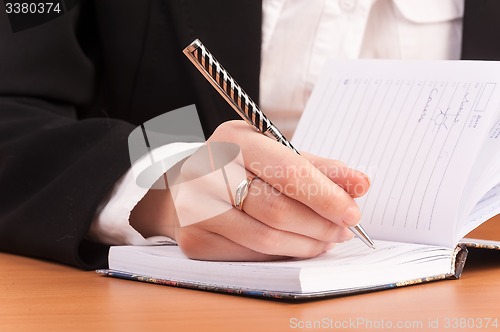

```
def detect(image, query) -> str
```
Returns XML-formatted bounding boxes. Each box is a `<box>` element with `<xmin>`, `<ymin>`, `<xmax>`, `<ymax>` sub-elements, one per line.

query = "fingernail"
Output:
<box><xmin>343</xmin><ymin>206</ymin><xmax>360</xmax><ymax>226</ymax></box>
<box><xmin>362</xmin><ymin>173</ymin><xmax>371</xmax><ymax>186</ymax></box>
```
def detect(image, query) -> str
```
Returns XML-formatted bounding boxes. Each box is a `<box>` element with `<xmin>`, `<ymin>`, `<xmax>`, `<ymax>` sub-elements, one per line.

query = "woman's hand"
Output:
<box><xmin>130</xmin><ymin>120</ymin><xmax>370</xmax><ymax>261</ymax></box>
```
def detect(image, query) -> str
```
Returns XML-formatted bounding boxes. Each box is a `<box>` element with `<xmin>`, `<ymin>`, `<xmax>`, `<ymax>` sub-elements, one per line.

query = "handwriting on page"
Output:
<box><xmin>293</xmin><ymin>63</ymin><xmax>498</xmax><ymax>245</ymax></box>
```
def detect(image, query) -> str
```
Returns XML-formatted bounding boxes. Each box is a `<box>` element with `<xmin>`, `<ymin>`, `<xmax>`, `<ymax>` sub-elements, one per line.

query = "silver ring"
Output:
<box><xmin>234</xmin><ymin>176</ymin><xmax>257</xmax><ymax>211</ymax></box>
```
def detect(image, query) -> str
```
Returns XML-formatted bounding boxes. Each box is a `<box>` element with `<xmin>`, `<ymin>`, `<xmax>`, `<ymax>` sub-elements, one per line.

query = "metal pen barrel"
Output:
<box><xmin>183</xmin><ymin>39</ymin><xmax>299</xmax><ymax>154</ymax></box>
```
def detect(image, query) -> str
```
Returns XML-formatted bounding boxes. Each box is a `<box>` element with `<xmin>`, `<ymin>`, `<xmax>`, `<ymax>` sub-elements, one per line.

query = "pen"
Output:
<box><xmin>183</xmin><ymin>39</ymin><xmax>375</xmax><ymax>250</ymax></box>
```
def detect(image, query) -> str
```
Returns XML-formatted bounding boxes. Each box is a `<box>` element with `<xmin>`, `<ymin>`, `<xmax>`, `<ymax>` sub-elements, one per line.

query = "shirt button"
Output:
<box><xmin>338</xmin><ymin>0</ymin><xmax>356</xmax><ymax>12</ymax></box>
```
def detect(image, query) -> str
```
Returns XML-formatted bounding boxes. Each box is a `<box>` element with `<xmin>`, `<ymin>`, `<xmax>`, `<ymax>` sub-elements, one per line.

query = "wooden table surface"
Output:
<box><xmin>1</xmin><ymin>215</ymin><xmax>499</xmax><ymax>332</ymax></box>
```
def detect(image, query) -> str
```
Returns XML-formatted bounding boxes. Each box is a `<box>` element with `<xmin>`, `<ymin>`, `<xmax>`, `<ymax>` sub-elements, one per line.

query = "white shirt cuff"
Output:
<box><xmin>88</xmin><ymin>142</ymin><xmax>204</xmax><ymax>246</ymax></box>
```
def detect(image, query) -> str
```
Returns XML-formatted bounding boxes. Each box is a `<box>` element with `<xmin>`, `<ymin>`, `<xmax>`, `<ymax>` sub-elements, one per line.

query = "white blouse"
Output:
<box><xmin>261</xmin><ymin>0</ymin><xmax>463</xmax><ymax>139</ymax></box>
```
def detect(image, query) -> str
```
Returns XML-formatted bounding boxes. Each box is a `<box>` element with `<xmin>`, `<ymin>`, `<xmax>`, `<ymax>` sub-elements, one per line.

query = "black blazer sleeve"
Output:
<box><xmin>0</xmin><ymin>4</ymin><xmax>134</xmax><ymax>269</ymax></box>
<box><xmin>0</xmin><ymin>0</ymin><xmax>262</xmax><ymax>269</ymax></box>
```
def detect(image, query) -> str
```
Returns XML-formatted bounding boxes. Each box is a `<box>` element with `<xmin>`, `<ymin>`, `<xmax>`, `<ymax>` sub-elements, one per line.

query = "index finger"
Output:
<box><xmin>216</xmin><ymin>121</ymin><xmax>361</xmax><ymax>227</ymax></box>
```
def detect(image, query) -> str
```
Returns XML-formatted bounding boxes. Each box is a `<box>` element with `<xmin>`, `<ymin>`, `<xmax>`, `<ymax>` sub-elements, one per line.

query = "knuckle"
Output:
<box><xmin>262</xmin><ymin>192</ymin><xmax>289</xmax><ymax>228</ymax></box>
<box><xmin>320</xmin><ymin>222</ymin><xmax>341</xmax><ymax>242</ymax></box>
<box><xmin>254</xmin><ymin>224</ymin><xmax>282</xmax><ymax>253</ymax></box>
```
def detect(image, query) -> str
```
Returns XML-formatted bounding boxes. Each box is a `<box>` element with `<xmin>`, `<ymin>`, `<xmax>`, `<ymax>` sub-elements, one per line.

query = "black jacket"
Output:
<box><xmin>0</xmin><ymin>0</ymin><xmax>261</xmax><ymax>269</ymax></box>
<box><xmin>0</xmin><ymin>0</ymin><xmax>497</xmax><ymax>269</ymax></box>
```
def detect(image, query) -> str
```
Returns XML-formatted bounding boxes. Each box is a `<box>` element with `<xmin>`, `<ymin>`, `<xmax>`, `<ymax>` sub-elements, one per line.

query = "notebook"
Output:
<box><xmin>99</xmin><ymin>60</ymin><xmax>500</xmax><ymax>299</ymax></box>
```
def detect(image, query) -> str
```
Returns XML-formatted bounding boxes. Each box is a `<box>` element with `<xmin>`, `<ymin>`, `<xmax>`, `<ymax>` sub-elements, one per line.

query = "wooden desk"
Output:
<box><xmin>1</xmin><ymin>216</ymin><xmax>499</xmax><ymax>332</ymax></box>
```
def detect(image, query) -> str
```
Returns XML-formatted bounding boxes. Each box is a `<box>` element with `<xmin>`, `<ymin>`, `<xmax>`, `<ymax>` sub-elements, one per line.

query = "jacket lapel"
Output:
<box><xmin>461</xmin><ymin>0</ymin><xmax>500</xmax><ymax>60</ymax></box>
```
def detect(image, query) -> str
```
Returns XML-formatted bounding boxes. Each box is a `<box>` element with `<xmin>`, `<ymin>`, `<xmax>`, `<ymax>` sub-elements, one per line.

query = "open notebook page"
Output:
<box><xmin>458</xmin><ymin>117</ymin><xmax>500</xmax><ymax>239</ymax></box>
<box><xmin>461</xmin><ymin>184</ymin><xmax>500</xmax><ymax>239</ymax></box>
<box><xmin>292</xmin><ymin>60</ymin><xmax>500</xmax><ymax>248</ymax></box>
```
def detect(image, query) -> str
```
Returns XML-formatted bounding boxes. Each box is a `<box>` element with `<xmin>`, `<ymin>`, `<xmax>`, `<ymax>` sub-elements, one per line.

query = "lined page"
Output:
<box><xmin>293</xmin><ymin>60</ymin><xmax>500</xmax><ymax>247</ymax></box>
